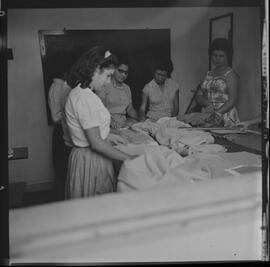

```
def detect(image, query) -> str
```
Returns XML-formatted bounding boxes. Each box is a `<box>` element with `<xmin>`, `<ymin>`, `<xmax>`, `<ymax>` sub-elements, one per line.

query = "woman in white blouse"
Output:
<box><xmin>64</xmin><ymin>46</ymin><xmax>133</xmax><ymax>199</ymax></box>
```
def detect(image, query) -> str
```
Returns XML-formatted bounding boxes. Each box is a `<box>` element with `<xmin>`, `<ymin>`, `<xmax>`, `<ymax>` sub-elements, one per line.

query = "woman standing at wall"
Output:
<box><xmin>64</xmin><ymin>46</ymin><xmax>133</xmax><ymax>199</ymax></box>
<box><xmin>196</xmin><ymin>38</ymin><xmax>240</xmax><ymax>127</ymax></box>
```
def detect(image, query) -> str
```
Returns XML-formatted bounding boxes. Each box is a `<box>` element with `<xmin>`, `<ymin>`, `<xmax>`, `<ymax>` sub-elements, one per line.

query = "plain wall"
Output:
<box><xmin>8</xmin><ymin>7</ymin><xmax>261</xmax><ymax>188</ymax></box>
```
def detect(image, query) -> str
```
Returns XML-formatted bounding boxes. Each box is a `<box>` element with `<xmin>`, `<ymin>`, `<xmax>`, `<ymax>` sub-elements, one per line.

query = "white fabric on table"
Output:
<box><xmin>155</xmin><ymin>127</ymin><xmax>215</xmax><ymax>147</ymax></box>
<box><xmin>117</xmin><ymin>146</ymin><xmax>213</xmax><ymax>192</ymax></box>
<box><xmin>117</xmin><ymin>147</ymin><xmax>261</xmax><ymax>193</ymax></box>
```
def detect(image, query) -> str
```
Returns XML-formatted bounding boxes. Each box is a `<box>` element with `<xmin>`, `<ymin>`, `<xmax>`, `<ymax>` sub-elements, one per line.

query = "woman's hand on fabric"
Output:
<box><xmin>107</xmin><ymin>133</ymin><xmax>128</xmax><ymax>145</ymax></box>
<box><xmin>203</xmin><ymin>104</ymin><xmax>215</xmax><ymax>114</ymax></box>
<box><xmin>213</xmin><ymin>112</ymin><xmax>224</xmax><ymax>126</ymax></box>
<box><xmin>181</xmin><ymin>112</ymin><xmax>208</xmax><ymax>126</ymax></box>
<box><xmin>202</xmin><ymin>111</ymin><xmax>223</xmax><ymax>126</ymax></box>
<box><xmin>110</xmin><ymin>118</ymin><xmax>120</xmax><ymax>129</ymax></box>
<box><xmin>139</xmin><ymin>116</ymin><xmax>146</xmax><ymax>122</ymax></box>
<box><xmin>177</xmin><ymin>113</ymin><xmax>184</xmax><ymax>121</ymax></box>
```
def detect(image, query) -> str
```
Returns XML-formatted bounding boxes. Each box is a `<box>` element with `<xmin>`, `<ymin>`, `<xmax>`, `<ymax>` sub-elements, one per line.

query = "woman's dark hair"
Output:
<box><xmin>154</xmin><ymin>58</ymin><xmax>174</xmax><ymax>77</ymax></box>
<box><xmin>208</xmin><ymin>38</ymin><xmax>233</xmax><ymax>60</ymax></box>
<box><xmin>68</xmin><ymin>46</ymin><xmax>118</xmax><ymax>88</ymax></box>
<box><xmin>116</xmin><ymin>54</ymin><xmax>129</xmax><ymax>67</ymax></box>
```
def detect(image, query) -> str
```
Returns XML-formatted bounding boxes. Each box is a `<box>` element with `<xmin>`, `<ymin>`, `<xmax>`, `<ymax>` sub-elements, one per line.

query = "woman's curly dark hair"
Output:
<box><xmin>68</xmin><ymin>46</ymin><xmax>118</xmax><ymax>88</ymax></box>
<box><xmin>208</xmin><ymin>38</ymin><xmax>233</xmax><ymax>62</ymax></box>
<box><xmin>154</xmin><ymin>58</ymin><xmax>174</xmax><ymax>77</ymax></box>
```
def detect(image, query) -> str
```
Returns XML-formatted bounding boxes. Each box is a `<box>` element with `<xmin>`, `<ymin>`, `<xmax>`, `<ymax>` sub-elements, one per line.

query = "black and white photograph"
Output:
<box><xmin>0</xmin><ymin>0</ymin><xmax>269</xmax><ymax>264</ymax></box>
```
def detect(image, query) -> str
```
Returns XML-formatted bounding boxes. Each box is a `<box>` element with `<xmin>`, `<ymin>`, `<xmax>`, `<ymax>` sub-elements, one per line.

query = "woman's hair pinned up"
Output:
<box><xmin>69</xmin><ymin>46</ymin><xmax>118</xmax><ymax>88</ymax></box>
<box><xmin>209</xmin><ymin>38</ymin><xmax>233</xmax><ymax>61</ymax></box>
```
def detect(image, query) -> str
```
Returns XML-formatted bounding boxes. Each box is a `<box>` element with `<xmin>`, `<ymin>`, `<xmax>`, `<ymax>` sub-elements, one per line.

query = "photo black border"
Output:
<box><xmin>0</xmin><ymin>0</ymin><xmax>268</xmax><ymax>265</ymax></box>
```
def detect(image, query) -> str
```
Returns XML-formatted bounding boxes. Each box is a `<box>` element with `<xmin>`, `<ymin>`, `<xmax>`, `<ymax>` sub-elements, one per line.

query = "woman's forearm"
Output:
<box><xmin>139</xmin><ymin>108</ymin><xmax>146</xmax><ymax>120</ymax></box>
<box><xmin>91</xmin><ymin>138</ymin><xmax>131</xmax><ymax>161</ymax></box>
<box><xmin>172</xmin><ymin>93</ymin><xmax>179</xmax><ymax>117</ymax></box>
<box><xmin>216</xmin><ymin>99</ymin><xmax>235</xmax><ymax>114</ymax></box>
<box><xmin>127</xmin><ymin>106</ymin><xmax>139</xmax><ymax>120</ymax></box>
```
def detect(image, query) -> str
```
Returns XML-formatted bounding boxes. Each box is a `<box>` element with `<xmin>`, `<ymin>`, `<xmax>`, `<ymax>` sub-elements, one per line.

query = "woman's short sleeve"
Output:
<box><xmin>142</xmin><ymin>83</ymin><xmax>150</xmax><ymax>95</ymax></box>
<box><xmin>76</xmin><ymin>96</ymin><xmax>101</xmax><ymax>130</ymax></box>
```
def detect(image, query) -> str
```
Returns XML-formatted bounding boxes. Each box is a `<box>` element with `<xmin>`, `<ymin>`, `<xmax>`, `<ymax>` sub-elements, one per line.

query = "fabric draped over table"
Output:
<box><xmin>117</xmin><ymin>146</ymin><xmax>261</xmax><ymax>192</ymax></box>
<box><xmin>117</xmin><ymin>146</ymin><xmax>213</xmax><ymax>192</ymax></box>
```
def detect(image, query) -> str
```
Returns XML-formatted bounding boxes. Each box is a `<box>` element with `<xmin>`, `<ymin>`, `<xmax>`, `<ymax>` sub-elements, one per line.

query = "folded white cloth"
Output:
<box><xmin>155</xmin><ymin>127</ymin><xmax>214</xmax><ymax>147</ymax></box>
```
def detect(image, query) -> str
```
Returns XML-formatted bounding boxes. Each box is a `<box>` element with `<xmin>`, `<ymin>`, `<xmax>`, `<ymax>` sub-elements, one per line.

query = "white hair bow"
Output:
<box><xmin>104</xmin><ymin>50</ymin><xmax>111</xmax><ymax>58</ymax></box>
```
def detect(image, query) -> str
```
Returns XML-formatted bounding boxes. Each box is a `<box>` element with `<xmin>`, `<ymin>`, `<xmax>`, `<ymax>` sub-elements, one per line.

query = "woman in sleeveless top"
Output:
<box><xmin>196</xmin><ymin>38</ymin><xmax>240</xmax><ymax>127</ymax></box>
<box><xmin>139</xmin><ymin>58</ymin><xmax>180</xmax><ymax>121</ymax></box>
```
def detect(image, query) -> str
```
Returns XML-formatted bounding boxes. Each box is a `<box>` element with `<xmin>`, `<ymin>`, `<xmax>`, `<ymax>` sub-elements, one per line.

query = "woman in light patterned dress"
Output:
<box><xmin>196</xmin><ymin>38</ymin><xmax>240</xmax><ymax>127</ymax></box>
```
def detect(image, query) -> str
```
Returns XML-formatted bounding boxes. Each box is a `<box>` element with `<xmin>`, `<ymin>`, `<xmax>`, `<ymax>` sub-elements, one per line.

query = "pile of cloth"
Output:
<box><xmin>131</xmin><ymin>117</ymin><xmax>225</xmax><ymax>156</ymax></box>
<box><xmin>117</xmin><ymin>145</ymin><xmax>214</xmax><ymax>192</ymax></box>
<box><xmin>131</xmin><ymin>119</ymin><xmax>162</xmax><ymax>136</ymax></box>
<box><xmin>131</xmin><ymin>117</ymin><xmax>191</xmax><ymax>135</ymax></box>
<box><xmin>112</xmin><ymin>128</ymin><xmax>157</xmax><ymax>145</ymax></box>
<box><xmin>113</xmin><ymin>128</ymin><xmax>159</xmax><ymax>156</ymax></box>
<box><xmin>155</xmin><ymin>127</ymin><xmax>223</xmax><ymax>156</ymax></box>
<box><xmin>117</xmin><ymin>145</ymin><xmax>261</xmax><ymax>192</ymax></box>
